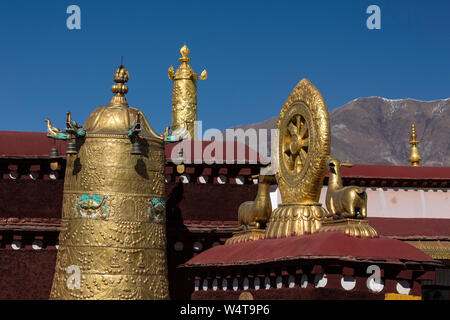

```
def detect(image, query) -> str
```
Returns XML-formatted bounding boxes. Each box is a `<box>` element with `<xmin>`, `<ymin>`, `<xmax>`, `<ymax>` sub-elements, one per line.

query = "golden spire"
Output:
<box><xmin>178</xmin><ymin>44</ymin><xmax>191</xmax><ymax>63</ymax></box>
<box><xmin>408</xmin><ymin>123</ymin><xmax>422</xmax><ymax>166</ymax></box>
<box><xmin>168</xmin><ymin>44</ymin><xmax>207</xmax><ymax>140</ymax></box>
<box><xmin>110</xmin><ymin>64</ymin><xmax>130</xmax><ymax>106</ymax></box>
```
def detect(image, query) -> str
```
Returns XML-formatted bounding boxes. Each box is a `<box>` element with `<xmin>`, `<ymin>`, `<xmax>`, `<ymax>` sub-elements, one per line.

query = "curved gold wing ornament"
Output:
<box><xmin>168</xmin><ymin>65</ymin><xmax>175</xmax><ymax>80</ymax></box>
<box><xmin>198</xmin><ymin>69</ymin><xmax>207</xmax><ymax>80</ymax></box>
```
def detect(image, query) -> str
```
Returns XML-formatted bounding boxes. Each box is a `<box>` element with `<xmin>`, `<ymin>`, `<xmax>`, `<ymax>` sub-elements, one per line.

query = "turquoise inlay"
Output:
<box><xmin>148</xmin><ymin>197</ymin><xmax>165</xmax><ymax>223</ymax></box>
<box><xmin>165</xmin><ymin>135</ymin><xmax>180</xmax><ymax>143</ymax></box>
<box><xmin>128</xmin><ymin>121</ymin><xmax>135</xmax><ymax>137</ymax></box>
<box><xmin>148</xmin><ymin>197</ymin><xmax>165</xmax><ymax>214</ymax></box>
<box><xmin>53</xmin><ymin>132</ymin><xmax>68</xmax><ymax>140</ymax></box>
<box><xmin>75</xmin><ymin>194</ymin><xmax>107</xmax><ymax>218</ymax></box>
<box><xmin>76</xmin><ymin>128</ymin><xmax>86</xmax><ymax>136</ymax></box>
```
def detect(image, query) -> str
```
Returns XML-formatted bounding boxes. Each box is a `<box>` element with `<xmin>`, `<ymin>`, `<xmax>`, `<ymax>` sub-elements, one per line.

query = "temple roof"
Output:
<box><xmin>1</xmin><ymin>131</ymin><xmax>450</xmax><ymax>182</ymax></box>
<box><xmin>182</xmin><ymin>231</ymin><xmax>437</xmax><ymax>268</ymax></box>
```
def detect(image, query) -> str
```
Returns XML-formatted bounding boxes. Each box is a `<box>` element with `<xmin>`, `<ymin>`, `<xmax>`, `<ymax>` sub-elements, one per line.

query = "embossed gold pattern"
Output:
<box><xmin>319</xmin><ymin>219</ymin><xmax>378</xmax><ymax>238</ymax></box>
<box><xmin>266</xmin><ymin>203</ymin><xmax>328</xmax><ymax>238</ymax></box>
<box><xmin>50</xmin><ymin>65</ymin><xmax>169</xmax><ymax>300</ymax></box>
<box><xmin>407</xmin><ymin>240</ymin><xmax>450</xmax><ymax>260</ymax></box>
<box><xmin>265</xmin><ymin>79</ymin><xmax>331</xmax><ymax>238</ymax></box>
<box><xmin>276</xmin><ymin>79</ymin><xmax>330</xmax><ymax>204</ymax></box>
<box><xmin>168</xmin><ymin>45</ymin><xmax>207</xmax><ymax>140</ymax></box>
<box><xmin>225</xmin><ymin>229</ymin><xmax>266</xmax><ymax>245</ymax></box>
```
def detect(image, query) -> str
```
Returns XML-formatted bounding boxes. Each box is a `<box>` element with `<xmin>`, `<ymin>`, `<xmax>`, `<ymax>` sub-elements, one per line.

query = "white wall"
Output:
<box><xmin>269</xmin><ymin>186</ymin><xmax>450</xmax><ymax>219</ymax></box>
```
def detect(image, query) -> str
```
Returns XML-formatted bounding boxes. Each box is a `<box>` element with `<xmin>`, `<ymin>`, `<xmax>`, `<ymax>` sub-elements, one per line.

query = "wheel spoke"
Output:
<box><xmin>300</xmin><ymin>138</ymin><xmax>309</xmax><ymax>147</ymax></box>
<box><xmin>296</xmin><ymin>115</ymin><xmax>301</xmax><ymax>133</ymax></box>
<box><xmin>284</xmin><ymin>142</ymin><xmax>291</xmax><ymax>153</ymax></box>
<box><xmin>299</xmin><ymin>123</ymin><xmax>307</xmax><ymax>138</ymax></box>
<box><xmin>295</xmin><ymin>154</ymin><xmax>302</xmax><ymax>172</ymax></box>
<box><xmin>300</xmin><ymin>148</ymin><xmax>307</xmax><ymax>161</ymax></box>
<box><xmin>288</xmin><ymin>154</ymin><xmax>295</xmax><ymax>170</ymax></box>
<box><xmin>288</xmin><ymin>123</ymin><xmax>296</xmax><ymax>136</ymax></box>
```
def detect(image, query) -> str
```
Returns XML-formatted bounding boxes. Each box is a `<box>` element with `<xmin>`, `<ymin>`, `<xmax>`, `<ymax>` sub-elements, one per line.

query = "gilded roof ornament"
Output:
<box><xmin>168</xmin><ymin>44</ymin><xmax>207</xmax><ymax>140</ymax></box>
<box><xmin>179</xmin><ymin>44</ymin><xmax>191</xmax><ymax>63</ymax></box>
<box><xmin>168</xmin><ymin>44</ymin><xmax>207</xmax><ymax>81</ymax></box>
<box><xmin>49</xmin><ymin>63</ymin><xmax>168</xmax><ymax>299</ymax></box>
<box><xmin>408</xmin><ymin>123</ymin><xmax>422</xmax><ymax>166</ymax></box>
<box><xmin>110</xmin><ymin>64</ymin><xmax>130</xmax><ymax>106</ymax></box>
<box><xmin>81</xmin><ymin>65</ymin><xmax>162</xmax><ymax>139</ymax></box>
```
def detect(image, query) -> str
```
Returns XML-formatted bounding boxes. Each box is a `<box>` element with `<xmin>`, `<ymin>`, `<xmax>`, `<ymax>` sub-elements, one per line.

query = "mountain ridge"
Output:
<box><xmin>226</xmin><ymin>97</ymin><xmax>450</xmax><ymax>166</ymax></box>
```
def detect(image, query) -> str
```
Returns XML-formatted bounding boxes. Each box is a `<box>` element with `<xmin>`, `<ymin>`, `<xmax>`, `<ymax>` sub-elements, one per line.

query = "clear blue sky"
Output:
<box><xmin>1</xmin><ymin>0</ymin><xmax>449</xmax><ymax>134</ymax></box>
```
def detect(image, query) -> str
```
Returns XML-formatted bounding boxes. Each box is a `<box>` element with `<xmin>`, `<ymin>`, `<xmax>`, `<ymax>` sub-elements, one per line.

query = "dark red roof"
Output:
<box><xmin>183</xmin><ymin>232</ymin><xmax>435</xmax><ymax>267</ymax></box>
<box><xmin>367</xmin><ymin>218</ymin><xmax>450</xmax><ymax>240</ymax></box>
<box><xmin>181</xmin><ymin>218</ymin><xmax>450</xmax><ymax>240</ymax></box>
<box><xmin>337</xmin><ymin>164</ymin><xmax>450</xmax><ymax>180</ymax></box>
<box><xmin>0</xmin><ymin>131</ymin><xmax>267</xmax><ymax>164</ymax></box>
<box><xmin>164</xmin><ymin>140</ymin><xmax>268</xmax><ymax>164</ymax></box>
<box><xmin>0</xmin><ymin>131</ymin><xmax>67</xmax><ymax>157</ymax></box>
<box><xmin>1</xmin><ymin>131</ymin><xmax>449</xmax><ymax>178</ymax></box>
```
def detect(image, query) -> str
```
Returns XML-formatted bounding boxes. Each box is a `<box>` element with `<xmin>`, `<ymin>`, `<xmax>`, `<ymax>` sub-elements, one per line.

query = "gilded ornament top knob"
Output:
<box><xmin>410</xmin><ymin>124</ymin><xmax>417</xmax><ymax>142</ymax></box>
<box><xmin>408</xmin><ymin>123</ymin><xmax>422</xmax><ymax>166</ymax></box>
<box><xmin>110</xmin><ymin>65</ymin><xmax>130</xmax><ymax>106</ymax></box>
<box><xmin>179</xmin><ymin>45</ymin><xmax>191</xmax><ymax>63</ymax></box>
<box><xmin>111</xmin><ymin>65</ymin><xmax>130</xmax><ymax>96</ymax></box>
<box><xmin>113</xmin><ymin>65</ymin><xmax>130</xmax><ymax>83</ymax></box>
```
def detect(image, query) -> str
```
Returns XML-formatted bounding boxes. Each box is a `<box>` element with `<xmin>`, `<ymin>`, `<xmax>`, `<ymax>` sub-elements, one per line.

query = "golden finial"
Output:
<box><xmin>179</xmin><ymin>44</ymin><xmax>191</xmax><ymax>63</ymax></box>
<box><xmin>168</xmin><ymin>44</ymin><xmax>207</xmax><ymax>140</ymax></box>
<box><xmin>408</xmin><ymin>123</ymin><xmax>422</xmax><ymax>166</ymax></box>
<box><xmin>110</xmin><ymin>62</ymin><xmax>130</xmax><ymax>106</ymax></box>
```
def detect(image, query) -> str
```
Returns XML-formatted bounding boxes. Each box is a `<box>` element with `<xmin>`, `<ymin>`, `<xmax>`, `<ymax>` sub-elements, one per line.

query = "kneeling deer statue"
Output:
<box><xmin>238</xmin><ymin>174</ymin><xmax>276</xmax><ymax>230</ymax></box>
<box><xmin>326</xmin><ymin>157</ymin><xmax>367</xmax><ymax>219</ymax></box>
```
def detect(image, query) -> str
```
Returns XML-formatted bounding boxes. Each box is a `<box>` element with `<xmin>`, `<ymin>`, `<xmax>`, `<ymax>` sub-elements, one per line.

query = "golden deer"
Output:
<box><xmin>326</xmin><ymin>157</ymin><xmax>367</xmax><ymax>219</ymax></box>
<box><xmin>238</xmin><ymin>175</ymin><xmax>276</xmax><ymax>230</ymax></box>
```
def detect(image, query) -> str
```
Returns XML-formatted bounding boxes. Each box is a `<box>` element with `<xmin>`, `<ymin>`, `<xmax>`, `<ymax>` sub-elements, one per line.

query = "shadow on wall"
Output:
<box><xmin>166</xmin><ymin>182</ymin><xmax>188</xmax><ymax>231</ymax></box>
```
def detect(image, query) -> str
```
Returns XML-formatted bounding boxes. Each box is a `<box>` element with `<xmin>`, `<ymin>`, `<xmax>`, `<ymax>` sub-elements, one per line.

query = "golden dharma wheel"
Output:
<box><xmin>276</xmin><ymin>78</ymin><xmax>330</xmax><ymax>204</ymax></box>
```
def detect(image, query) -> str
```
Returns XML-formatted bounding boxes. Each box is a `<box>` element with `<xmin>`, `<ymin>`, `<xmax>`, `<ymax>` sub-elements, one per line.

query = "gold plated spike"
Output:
<box><xmin>408</xmin><ymin>124</ymin><xmax>422</xmax><ymax>166</ymax></box>
<box><xmin>168</xmin><ymin>45</ymin><xmax>207</xmax><ymax>140</ymax></box>
<box><xmin>110</xmin><ymin>65</ymin><xmax>130</xmax><ymax>106</ymax></box>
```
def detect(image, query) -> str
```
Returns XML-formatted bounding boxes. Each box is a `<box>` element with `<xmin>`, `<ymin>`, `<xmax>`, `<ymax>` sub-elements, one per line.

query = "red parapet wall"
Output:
<box><xmin>0</xmin><ymin>180</ymin><xmax>64</xmax><ymax>219</ymax></box>
<box><xmin>0</xmin><ymin>249</ymin><xmax>57</xmax><ymax>300</ymax></box>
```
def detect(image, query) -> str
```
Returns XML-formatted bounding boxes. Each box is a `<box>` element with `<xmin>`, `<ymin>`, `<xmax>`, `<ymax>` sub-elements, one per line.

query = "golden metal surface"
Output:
<box><xmin>265</xmin><ymin>79</ymin><xmax>330</xmax><ymax>238</ymax></box>
<box><xmin>385</xmin><ymin>293</ymin><xmax>421</xmax><ymax>300</ymax></box>
<box><xmin>176</xmin><ymin>164</ymin><xmax>185</xmax><ymax>174</ymax></box>
<box><xmin>238</xmin><ymin>175</ymin><xmax>275</xmax><ymax>230</ymax></box>
<box><xmin>276</xmin><ymin>79</ymin><xmax>330</xmax><ymax>204</ymax></box>
<box><xmin>408</xmin><ymin>123</ymin><xmax>422</xmax><ymax>166</ymax></box>
<box><xmin>44</xmin><ymin>119</ymin><xmax>64</xmax><ymax>138</ymax></box>
<box><xmin>168</xmin><ymin>45</ymin><xmax>207</xmax><ymax>140</ymax></box>
<box><xmin>319</xmin><ymin>219</ymin><xmax>378</xmax><ymax>238</ymax></box>
<box><xmin>238</xmin><ymin>292</ymin><xmax>254</xmax><ymax>300</ymax></box>
<box><xmin>50</xmin><ymin>65</ymin><xmax>169</xmax><ymax>300</ymax></box>
<box><xmin>406</xmin><ymin>240</ymin><xmax>450</xmax><ymax>260</ymax></box>
<box><xmin>326</xmin><ymin>157</ymin><xmax>367</xmax><ymax>219</ymax></box>
<box><xmin>225</xmin><ymin>229</ymin><xmax>266</xmax><ymax>245</ymax></box>
<box><xmin>266</xmin><ymin>203</ymin><xmax>328</xmax><ymax>238</ymax></box>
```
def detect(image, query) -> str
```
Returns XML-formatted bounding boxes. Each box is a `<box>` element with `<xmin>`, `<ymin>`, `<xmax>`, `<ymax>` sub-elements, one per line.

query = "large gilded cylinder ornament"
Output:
<box><xmin>50</xmin><ymin>65</ymin><xmax>169</xmax><ymax>300</ymax></box>
<box><xmin>168</xmin><ymin>45</ymin><xmax>207</xmax><ymax>140</ymax></box>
